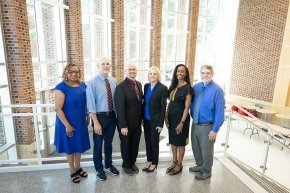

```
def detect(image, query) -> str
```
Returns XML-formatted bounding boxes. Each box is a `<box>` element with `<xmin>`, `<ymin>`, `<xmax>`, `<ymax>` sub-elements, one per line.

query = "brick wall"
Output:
<box><xmin>230</xmin><ymin>0</ymin><xmax>289</xmax><ymax>102</ymax></box>
<box><xmin>111</xmin><ymin>0</ymin><xmax>124</xmax><ymax>82</ymax></box>
<box><xmin>186</xmin><ymin>0</ymin><xmax>199</xmax><ymax>84</ymax></box>
<box><xmin>0</xmin><ymin>97</ymin><xmax>5</xmax><ymax>144</ymax></box>
<box><xmin>1</xmin><ymin>0</ymin><xmax>36</xmax><ymax>144</ymax></box>
<box><xmin>64</xmin><ymin>0</ymin><xmax>84</xmax><ymax>79</ymax></box>
<box><xmin>149</xmin><ymin>0</ymin><xmax>162</xmax><ymax>68</ymax></box>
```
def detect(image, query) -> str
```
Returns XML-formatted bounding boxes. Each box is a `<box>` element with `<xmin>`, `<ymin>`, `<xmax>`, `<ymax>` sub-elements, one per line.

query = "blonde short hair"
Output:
<box><xmin>148</xmin><ymin>66</ymin><xmax>161</xmax><ymax>82</ymax></box>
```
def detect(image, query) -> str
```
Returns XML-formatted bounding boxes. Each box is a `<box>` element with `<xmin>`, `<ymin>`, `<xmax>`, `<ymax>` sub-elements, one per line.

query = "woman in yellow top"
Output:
<box><xmin>166</xmin><ymin>64</ymin><xmax>193</xmax><ymax>175</ymax></box>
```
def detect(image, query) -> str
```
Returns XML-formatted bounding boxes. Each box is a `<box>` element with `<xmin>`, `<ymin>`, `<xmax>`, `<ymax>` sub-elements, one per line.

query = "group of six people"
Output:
<box><xmin>54</xmin><ymin>57</ymin><xmax>225</xmax><ymax>183</ymax></box>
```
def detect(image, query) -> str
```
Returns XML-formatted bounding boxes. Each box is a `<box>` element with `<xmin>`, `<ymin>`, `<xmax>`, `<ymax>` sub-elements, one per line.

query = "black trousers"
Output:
<box><xmin>118</xmin><ymin>125</ymin><xmax>141</xmax><ymax>167</ymax></box>
<box><xmin>143</xmin><ymin>119</ymin><xmax>160</xmax><ymax>165</ymax></box>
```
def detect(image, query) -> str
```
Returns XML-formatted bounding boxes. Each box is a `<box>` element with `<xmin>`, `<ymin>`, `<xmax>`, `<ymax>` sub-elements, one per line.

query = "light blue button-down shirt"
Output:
<box><xmin>86</xmin><ymin>73</ymin><xmax>117</xmax><ymax>113</ymax></box>
<box><xmin>190</xmin><ymin>80</ymin><xmax>225</xmax><ymax>132</ymax></box>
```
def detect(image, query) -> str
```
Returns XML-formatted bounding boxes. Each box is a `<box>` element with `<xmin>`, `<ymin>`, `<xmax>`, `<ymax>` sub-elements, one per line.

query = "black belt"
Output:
<box><xmin>96</xmin><ymin>111</ymin><xmax>114</xmax><ymax>116</ymax></box>
<box><xmin>196</xmin><ymin>122</ymin><xmax>213</xmax><ymax>126</ymax></box>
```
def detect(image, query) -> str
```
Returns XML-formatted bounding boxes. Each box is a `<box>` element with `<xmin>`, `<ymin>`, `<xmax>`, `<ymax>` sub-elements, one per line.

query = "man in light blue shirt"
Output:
<box><xmin>86</xmin><ymin>57</ymin><xmax>119</xmax><ymax>181</ymax></box>
<box><xmin>189</xmin><ymin>64</ymin><xmax>225</xmax><ymax>180</ymax></box>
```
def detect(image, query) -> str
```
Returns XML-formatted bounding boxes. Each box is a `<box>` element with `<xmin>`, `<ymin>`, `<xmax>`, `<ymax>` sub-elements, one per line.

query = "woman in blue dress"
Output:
<box><xmin>54</xmin><ymin>64</ymin><xmax>90</xmax><ymax>183</ymax></box>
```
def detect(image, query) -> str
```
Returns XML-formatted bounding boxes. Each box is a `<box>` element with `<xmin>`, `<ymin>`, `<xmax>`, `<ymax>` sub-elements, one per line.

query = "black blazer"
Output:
<box><xmin>114</xmin><ymin>78</ymin><xmax>143</xmax><ymax>129</ymax></box>
<box><xmin>143</xmin><ymin>82</ymin><xmax>168</xmax><ymax>128</ymax></box>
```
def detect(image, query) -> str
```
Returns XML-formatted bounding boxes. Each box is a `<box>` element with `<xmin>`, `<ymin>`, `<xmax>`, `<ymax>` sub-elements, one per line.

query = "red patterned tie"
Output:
<box><xmin>105</xmin><ymin>78</ymin><xmax>113</xmax><ymax>111</ymax></box>
<box><xmin>133</xmin><ymin>81</ymin><xmax>140</xmax><ymax>101</ymax></box>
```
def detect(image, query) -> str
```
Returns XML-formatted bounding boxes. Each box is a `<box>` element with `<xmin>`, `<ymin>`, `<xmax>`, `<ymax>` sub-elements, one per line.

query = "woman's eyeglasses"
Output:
<box><xmin>68</xmin><ymin>70</ymin><xmax>80</xmax><ymax>74</ymax></box>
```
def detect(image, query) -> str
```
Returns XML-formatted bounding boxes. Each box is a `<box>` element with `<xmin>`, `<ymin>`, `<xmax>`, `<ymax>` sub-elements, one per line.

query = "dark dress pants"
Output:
<box><xmin>92</xmin><ymin>112</ymin><xmax>117</xmax><ymax>172</ymax></box>
<box><xmin>143</xmin><ymin>119</ymin><xmax>160</xmax><ymax>165</ymax></box>
<box><xmin>118</xmin><ymin>125</ymin><xmax>141</xmax><ymax>167</ymax></box>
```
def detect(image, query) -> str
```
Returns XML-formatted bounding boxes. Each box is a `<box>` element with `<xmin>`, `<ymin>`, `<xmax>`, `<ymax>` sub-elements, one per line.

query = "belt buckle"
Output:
<box><xmin>106</xmin><ymin>112</ymin><xmax>110</xmax><ymax>116</ymax></box>
<box><xmin>197</xmin><ymin>122</ymin><xmax>211</xmax><ymax>126</ymax></box>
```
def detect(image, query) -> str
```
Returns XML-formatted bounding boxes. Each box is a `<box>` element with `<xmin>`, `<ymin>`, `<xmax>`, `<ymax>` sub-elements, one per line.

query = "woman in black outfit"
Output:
<box><xmin>142</xmin><ymin>66</ymin><xmax>168</xmax><ymax>172</ymax></box>
<box><xmin>166</xmin><ymin>64</ymin><xmax>193</xmax><ymax>175</ymax></box>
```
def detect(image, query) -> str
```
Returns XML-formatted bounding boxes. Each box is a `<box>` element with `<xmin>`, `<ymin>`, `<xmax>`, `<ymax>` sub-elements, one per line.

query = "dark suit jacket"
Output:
<box><xmin>114</xmin><ymin>78</ymin><xmax>143</xmax><ymax>129</ymax></box>
<box><xmin>143</xmin><ymin>82</ymin><xmax>168</xmax><ymax>128</ymax></box>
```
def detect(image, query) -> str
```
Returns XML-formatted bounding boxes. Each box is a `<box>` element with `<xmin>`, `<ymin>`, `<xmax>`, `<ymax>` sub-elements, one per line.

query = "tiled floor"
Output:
<box><xmin>0</xmin><ymin>160</ymin><xmax>252</xmax><ymax>193</ymax></box>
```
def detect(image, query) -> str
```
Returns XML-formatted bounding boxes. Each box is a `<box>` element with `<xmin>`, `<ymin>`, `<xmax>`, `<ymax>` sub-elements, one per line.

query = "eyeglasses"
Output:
<box><xmin>68</xmin><ymin>70</ymin><xmax>80</xmax><ymax>74</ymax></box>
<box><xmin>126</xmin><ymin>68</ymin><xmax>137</xmax><ymax>71</ymax></box>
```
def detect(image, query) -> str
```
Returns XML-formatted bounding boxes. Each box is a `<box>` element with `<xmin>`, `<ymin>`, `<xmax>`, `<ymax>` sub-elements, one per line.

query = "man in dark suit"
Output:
<box><xmin>114</xmin><ymin>63</ymin><xmax>143</xmax><ymax>175</ymax></box>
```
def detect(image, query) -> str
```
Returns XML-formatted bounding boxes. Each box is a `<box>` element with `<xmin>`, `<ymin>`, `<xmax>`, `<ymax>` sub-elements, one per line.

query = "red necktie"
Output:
<box><xmin>133</xmin><ymin>81</ymin><xmax>140</xmax><ymax>101</ymax></box>
<box><xmin>105</xmin><ymin>78</ymin><xmax>113</xmax><ymax>111</ymax></box>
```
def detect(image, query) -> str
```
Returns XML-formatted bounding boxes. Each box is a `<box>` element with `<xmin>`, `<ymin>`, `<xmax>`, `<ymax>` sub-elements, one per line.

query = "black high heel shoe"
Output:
<box><xmin>169</xmin><ymin>163</ymin><xmax>183</xmax><ymax>175</ymax></box>
<box><xmin>142</xmin><ymin>167</ymin><xmax>149</xmax><ymax>172</ymax></box>
<box><xmin>166</xmin><ymin>161</ymin><xmax>177</xmax><ymax>173</ymax></box>
<box><xmin>142</xmin><ymin>163</ymin><xmax>151</xmax><ymax>172</ymax></box>
<box><xmin>146</xmin><ymin>164</ymin><xmax>157</xmax><ymax>173</ymax></box>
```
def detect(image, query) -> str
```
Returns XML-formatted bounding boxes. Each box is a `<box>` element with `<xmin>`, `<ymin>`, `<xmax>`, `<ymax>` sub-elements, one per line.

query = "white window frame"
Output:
<box><xmin>160</xmin><ymin>0</ymin><xmax>190</xmax><ymax>86</ymax></box>
<box><xmin>28</xmin><ymin>0</ymin><xmax>68</xmax><ymax>92</ymax></box>
<box><xmin>81</xmin><ymin>0</ymin><xmax>113</xmax><ymax>81</ymax></box>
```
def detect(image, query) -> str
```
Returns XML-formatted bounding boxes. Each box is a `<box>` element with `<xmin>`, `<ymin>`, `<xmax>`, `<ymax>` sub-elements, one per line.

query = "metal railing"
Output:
<box><xmin>223</xmin><ymin>103</ymin><xmax>290</xmax><ymax>191</ymax></box>
<box><xmin>0</xmin><ymin>103</ymin><xmax>194</xmax><ymax>173</ymax></box>
<box><xmin>1</xmin><ymin>102</ymin><xmax>290</xmax><ymax>191</ymax></box>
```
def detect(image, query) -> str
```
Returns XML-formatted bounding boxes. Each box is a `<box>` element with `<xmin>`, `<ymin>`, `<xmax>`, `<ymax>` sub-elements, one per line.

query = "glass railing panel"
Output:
<box><xmin>226</xmin><ymin>112</ymin><xmax>269</xmax><ymax>172</ymax></box>
<box><xmin>0</xmin><ymin>103</ymin><xmax>228</xmax><ymax>171</ymax></box>
<box><xmin>265</xmin><ymin>135</ymin><xmax>290</xmax><ymax>189</ymax></box>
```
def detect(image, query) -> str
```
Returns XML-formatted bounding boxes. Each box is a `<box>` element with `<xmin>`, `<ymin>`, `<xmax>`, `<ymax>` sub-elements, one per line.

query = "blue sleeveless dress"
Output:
<box><xmin>54</xmin><ymin>81</ymin><xmax>90</xmax><ymax>155</ymax></box>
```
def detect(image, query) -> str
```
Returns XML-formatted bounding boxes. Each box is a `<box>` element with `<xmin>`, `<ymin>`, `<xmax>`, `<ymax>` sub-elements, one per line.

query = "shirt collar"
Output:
<box><xmin>126</xmin><ymin>77</ymin><xmax>136</xmax><ymax>84</ymax></box>
<box><xmin>202</xmin><ymin>80</ymin><xmax>213</xmax><ymax>88</ymax></box>
<box><xmin>98</xmin><ymin>73</ymin><xmax>107</xmax><ymax>81</ymax></box>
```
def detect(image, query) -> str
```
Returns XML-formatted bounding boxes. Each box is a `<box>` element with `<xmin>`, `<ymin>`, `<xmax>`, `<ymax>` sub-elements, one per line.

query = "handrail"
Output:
<box><xmin>231</xmin><ymin>104</ymin><xmax>290</xmax><ymax>145</ymax></box>
<box><xmin>224</xmin><ymin>104</ymin><xmax>290</xmax><ymax>190</ymax></box>
<box><xmin>0</xmin><ymin>113</ymin><xmax>55</xmax><ymax>116</ymax></box>
<box><xmin>1</xmin><ymin>101</ymin><xmax>289</xmax><ymax>190</ymax></box>
<box><xmin>0</xmin><ymin>103</ymin><xmax>55</xmax><ymax>166</ymax></box>
<box><xmin>1</xmin><ymin>104</ymin><xmax>54</xmax><ymax>108</ymax></box>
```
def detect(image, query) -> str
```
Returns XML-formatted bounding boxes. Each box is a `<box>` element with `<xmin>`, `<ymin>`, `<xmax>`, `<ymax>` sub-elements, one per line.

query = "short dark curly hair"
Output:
<box><xmin>62</xmin><ymin>64</ymin><xmax>82</xmax><ymax>83</ymax></box>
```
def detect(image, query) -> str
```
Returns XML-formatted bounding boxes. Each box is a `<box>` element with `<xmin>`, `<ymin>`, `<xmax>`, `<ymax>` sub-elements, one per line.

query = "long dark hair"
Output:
<box><xmin>168</xmin><ymin>64</ymin><xmax>191</xmax><ymax>94</ymax></box>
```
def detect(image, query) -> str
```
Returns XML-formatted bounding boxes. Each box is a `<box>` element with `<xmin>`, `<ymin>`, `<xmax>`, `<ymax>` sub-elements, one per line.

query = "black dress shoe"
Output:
<box><xmin>123</xmin><ymin>167</ymin><xmax>134</xmax><ymax>176</ymax></box>
<box><xmin>142</xmin><ymin>167</ymin><xmax>149</xmax><ymax>172</ymax></box>
<box><xmin>146</xmin><ymin>165</ymin><xmax>157</xmax><ymax>173</ymax></box>
<box><xmin>130</xmin><ymin>164</ymin><xmax>139</xmax><ymax>173</ymax></box>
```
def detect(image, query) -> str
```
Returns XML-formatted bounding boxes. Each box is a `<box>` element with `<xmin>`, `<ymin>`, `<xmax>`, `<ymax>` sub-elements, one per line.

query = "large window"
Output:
<box><xmin>27</xmin><ymin>0</ymin><xmax>68</xmax><ymax>92</ymax></box>
<box><xmin>160</xmin><ymin>0</ymin><xmax>190</xmax><ymax>86</ymax></box>
<box><xmin>0</xmin><ymin>23</ymin><xmax>7</xmax><ymax>147</ymax></box>
<box><xmin>81</xmin><ymin>0</ymin><xmax>112</xmax><ymax>81</ymax></box>
<box><xmin>0</xmin><ymin>22</ymin><xmax>14</xmax><ymax>149</ymax></box>
<box><xmin>124</xmin><ymin>0</ymin><xmax>151</xmax><ymax>85</ymax></box>
<box><xmin>195</xmin><ymin>0</ymin><xmax>239</xmax><ymax>91</ymax></box>
<box><xmin>26</xmin><ymin>0</ymin><xmax>68</xmax><ymax>157</ymax></box>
